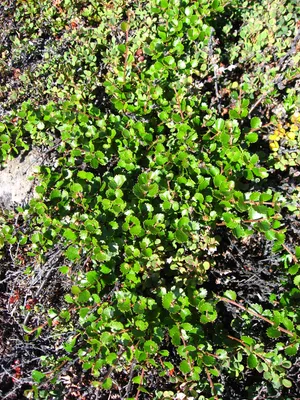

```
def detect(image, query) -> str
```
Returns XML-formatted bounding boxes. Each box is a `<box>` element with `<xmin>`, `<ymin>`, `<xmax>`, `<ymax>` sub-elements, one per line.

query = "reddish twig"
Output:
<box><xmin>282</xmin><ymin>243</ymin><xmax>298</xmax><ymax>264</ymax></box>
<box><xmin>135</xmin><ymin>368</ymin><xmax>145</xmax><ymax>400</ymax></box>
<box><xmin>205</xmin><ymin>366</ymin><xmax>219</xmax><ymax>400</ymax></box>
<box><xmin>217</xmin><ymin>296</ymin><xmax>295</xmax><ymax>337</ymax></box>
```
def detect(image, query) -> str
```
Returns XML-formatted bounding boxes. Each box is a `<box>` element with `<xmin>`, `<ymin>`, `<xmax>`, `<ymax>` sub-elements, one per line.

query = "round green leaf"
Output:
<box><xmin>250</xmin><ymin>117</ymin><xmax>262</xmax><ymax>129</ymax></box>
<box><xmin>179</xmin><ymin>360</ymin><xmax>191</xmax><ymax>374</ymax></box>
<box><xmin>247</xmin><ymin>354</ymin><xmax>258</xmax><ymax>369</ymax></box>
<box><xmin>144</xmin><ymin>340</ymin><xmax>158</xmax><ymax>354</ymax></box>
<box><xmin>65</xmin><ymin>246</ymin><xmax>80</xmax><ymax>261</ymax></box>
<box><xmin>120</xmin><ymin>22</ymin><xmax>129</xmax><ymax>32</ymax></box>
<box><xmin>177</xmin><ymin>60</ymin><xmax>186</xmax><ymax>70</ymax></box>
<box><xmin>78</xmin><ymin>289</ymin><xmax>91</xmax><ymax>303</ymax></box>
<box><xmin>282</xmin><ymin>379</ymin><xmax>292</xmax><ymax>388</ymax></box>
<box><xmin>135</xmin><ymin>320</ymin><xmax>148</xmax><ymax>331</ymax></box>
<box><xmin>293</xmin><ymin>275</ymin><xmax>300</xmax><ymax>286</ymax></box>
<box><xmin>246</xmin><ymin>132</ymin><xmax>258</xmax><ymax>143</ymax></box>
<box><xmin>266</xmin><ymin>327</ymin><xmax>281</xmax><ymax>338</ymax></box>
<box><xmin>70</xmin><ymin>183</ymin><xmax>83</xmax><ymax>193</ymax></box>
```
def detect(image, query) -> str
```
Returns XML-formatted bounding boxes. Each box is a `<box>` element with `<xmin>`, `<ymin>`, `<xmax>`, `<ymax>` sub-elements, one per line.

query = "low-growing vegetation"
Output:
<box><xmin>0</xmin><ymin>0</ymin><xmax>299</xmax><ymax>399</ymax></box>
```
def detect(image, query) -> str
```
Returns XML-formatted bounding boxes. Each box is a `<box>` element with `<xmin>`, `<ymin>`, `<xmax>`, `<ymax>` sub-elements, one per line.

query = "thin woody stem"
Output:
<box><xmin>205</xmin><ymin>366</ymin><xmax>219</xmax><ymax>400</ymax></box>
<box><xmin>216</xmin><ymin>296</ymin><xmax>295</xmax><ymax>337</ymax></box>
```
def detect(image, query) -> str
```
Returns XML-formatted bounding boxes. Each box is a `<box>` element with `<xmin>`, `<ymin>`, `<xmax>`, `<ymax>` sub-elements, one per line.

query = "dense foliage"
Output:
<box><xmin>0</xmin><ymin>0</ymin><xmax>299</xmax><ymax>399</ymax></box>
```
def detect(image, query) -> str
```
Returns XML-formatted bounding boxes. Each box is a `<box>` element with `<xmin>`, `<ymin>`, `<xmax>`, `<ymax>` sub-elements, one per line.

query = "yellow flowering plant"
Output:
<box><xmin>268</xmin><ymin>111</ymin><xmax>300</xmax><ymax>170</ymax></box>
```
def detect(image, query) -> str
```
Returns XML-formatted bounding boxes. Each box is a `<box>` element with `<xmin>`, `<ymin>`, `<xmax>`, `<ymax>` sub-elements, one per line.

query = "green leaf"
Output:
<box><xmin>78</xmin><ymin>290</ymin><xmax>91</xmax><ymax>303</ymax></box>
<box><xmin>82</xmin><ymin>362</ymin><xmax>93</xmax><ymax>370</ymax></box>
<box><xmin>60</xmin><ymin>310</ymin><xmax>71</xmax><ymax>321</ymax></box>
<box><xmin>70</xmin><ymin>183</ymin><xmax>83</xmax><ymax>193</ymax></box>
<box><xmin>135</xmin><ymin>320</ymin><xmax>148</xmax><ymax>331</ymax></box>
<box><xmin>175</xmin><ymin>229</ymin><xmax>188</xmax><ymax>243</ymax></box>
<box><xmin>65</xmin><ymin>246</ymin><xmax>80</xmax><ymax>261</ymax></box>
<box><xmin>59</xmin><ymin>266</ymin><xmax>69</xmax><ymax>274</ymax></box>
<box><xmin>164</xmin><ymin>55</ymin><xmax>175</xmax><ymax>67</ymax></box>
<box><xmin>214</xmin><ymin>174</ymin><xmax>226</xmax><ymax>187</ymax></box>
<box><xmin>64</xmin><ymin>336</ymin><xmax>77</xmax><ymax>352</ymax></box>
<box><xmin>169</xmin><ymin>325</ymin><xmax>181</xmax><ymax>346</ymax></box>
<box><xmin>246</xmin><ymin>132</ymin><xmax>258</xmax><ymax>143</ymax></box>
<box><xmin>212</xmin><ymin>0</ymin><xmax>220</xmax><ymax>9</ymax></box>
<box><xmin>247</xmin><ymin>354</ymin><xmax>258</xmax><ymax>369</ymax></box>
<box><xmin>78</xmin><ymin>171</ymin><xmax>94</xmax><ymax>181</ymax></box>
<box><xmin>179</xmin><ymin>360</ymin><xmax>191</xmax><ymax>374</ymax></box>
<box><xmin>282</xmin><ymin>317</ymin><xmax>294</xmax><ymax>331</ymax></box>
<box><xmin>120</xmin><ymin>22</ymin><xmax>129</xmax><ymax>32</ymax></box>
<box><xmin>282</xmin><ymin>379</ymin><xmax>292</xmax><ymax>388</ymax></box>
<box><xmin>199</xmin><ymin>302</ymin><xmax>217</xmax><ymax>323</ymax></box>
<box><xmin>159</xmin><ymin>111</ymin><xmax>169</xmax><ymax>121</ymax></box>
<box><xmin>64</xmin><ymin>294</ymin><xmax>73</xmax><ymax>304</ymax></box>
<box><xmin>177</xmin><ymin>60</ymin><xmax>186</xmax><ymax>70</ymax></box>
<box><xmin>293</xmin><ymin>275</ymin><xmax>300</xmax><ymax>286</ymax></box>
<box><xmin>63</xmin><ymin>228</ymin><xmax>77</xmax><ymax>241</ymax></box>
<box><xmin>162</xmin><ymin>292</ymin><xmax>175</xmax><ymax>310</ymax></box>
<box><xmin>177</xmin><ymin>216</ymin><xmax>190</xmax><ymax>228</ymax></box>
<box><xmin>138</xmin><ymin>386</ymin><xmax>150</xmax><ymax>394</ymax></box>
<box><xmin>114</xmin><ymin>174</ymin><xmax>126</xmax><ymax>187</ymax></box>
<box><xmin>144</xmin><ymin>340</ymin><xmax>158</xmax><ymax>354</ymax></box>
<box><xmin>86</xmin><ymin>271</ymin><xmax>98</xmax><ymax>284</ymax></box>
<box><xmin>117</xmin><ymin>297</ymin><xmax>131</xmax><ymax>312</ymax></box>
<box><xmin>285</xmin><ymin>346</ymin><xmax>297</xmax><ymax>356</ymax></box>
<box><xmin>250</xmin><ymin>117</ymin><xmax>262</xmax><ymax>129</ymax></box>
<box><xmin>159</xmin><ymin>0</ymin><xmax>168</xmax><ymax>8</ymax></box>
<box><xmin>223</xmin><ymin>290</ymin><xmax>237</xmax><ymax>301</ymax></box>
<box><xmin>282</xmin><ymin>360</ymin><xmax>292</xmax><ymax>369</ymax></box>
<box><xmin>185</xmin><ymin>6</ymin><xmax>192</xmax><ymax>16</ymax></box>
<box><xmin>188</xmin><ymin>27</ymin><xmax>199</xmax><ymax>40</ymax></box>
<box><xmin>215</xmin><ymin>118</ymin><xmax>225</xmax><ymax>131</ymax></box>
<box><xmin>71</xmin><ymin>286</ymin><xmax>81</xmax><ymax>295</ymax></box>
<box><xmin>106</xmin><ymin>352</ymin><xmax>117</xmax><ymax>365</ymax></box>
<box><xmin>129</xmin><ymin>224</ymin><xmax>142</xmax><ymax>236</ymax></box>
<box><xmin>148</xmin><ymin>183</ymin><xmax>159</xmax><ymax>197</ymax></box>
<box><xmin>101</xmin><ymin>332</ymin><xmax>113</xmax><ymax>344</ymax></box>
<box><xmin>288</xmin><ymin>264</ymin><xmax>299</xmax><ymax>275</ymax></box>
<box><xmin>32</xmin><ymin>370</ymin><xmax>46</xmax><ymax>383</ymax></box>
<box><xmin>31</xmin><ymin>233</ymin><xmax>42</xmax><ymax>243</ymax></box>
<box><xmin>265</xmin><ymin>230</ymin><xmax>276</xmax><ymax>240</ymax></box>
<box><xmin>102</xmin><ymin>377</ymin><xmax>113</xmax><ymax>390</ymax></box>
<box><xmin>133</xmin><ymin>184</ymin><xmax>146</xmax><ymax>199</ymax></box>
<box><xmin>222</xmin><ymin>212</ymin><xmax>239</xmax><ymax>229</ymax></box>
<box><xmin>241</xmin><ymin>336</ymin><xmax>255</xmax><ymax>346</ymax></box>
<box><xmin>203</xmin><ymin>355</ymin><xmax>216</xmax><ymax>366</ymax></box>
<box><xmin>110</xmin><ymin>321</ymin><xmax>124</xmax><ymax>331</ymax></box>
<box><xmin>0</xmin><ymin>134</ymin><xmax>9</xmax><ymax>142</ymax></box>
<box><xmin>266</xmin><ymin>327</ymin><xmax>281</xmax><ymax>338</ymax></box>
<box><xmin>132</xmin><ymin>376</ymin><xmax>143</xmax><ymax>384</ymax></box>
<box><xmin>249</xmin><ymin>303</ymin><xmax>263</xmax><ymax>314</ymax></box>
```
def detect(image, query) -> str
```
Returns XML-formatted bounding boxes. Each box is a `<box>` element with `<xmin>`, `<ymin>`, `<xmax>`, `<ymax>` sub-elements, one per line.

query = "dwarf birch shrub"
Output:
<box><xmin>0</xmin><ymin>1</ymin><xmax>299</xmax><ymax>399</ymax></box>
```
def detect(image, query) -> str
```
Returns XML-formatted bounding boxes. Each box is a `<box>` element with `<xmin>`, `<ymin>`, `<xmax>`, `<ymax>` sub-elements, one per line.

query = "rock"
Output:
<box><xmin>0</xmin><ymin>149</ymin><xmax>42</xmax><ymax>209</ymax></box>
